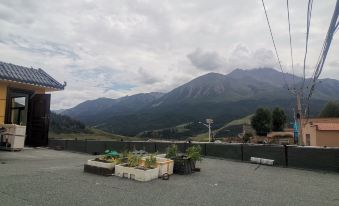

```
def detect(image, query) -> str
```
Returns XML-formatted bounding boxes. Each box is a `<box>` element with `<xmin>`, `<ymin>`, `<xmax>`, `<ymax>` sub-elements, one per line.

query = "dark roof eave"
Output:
<box><xmin>0</xmin><ymin>78</ymin><xmax>65</xmax><ymax>91</ymax></box>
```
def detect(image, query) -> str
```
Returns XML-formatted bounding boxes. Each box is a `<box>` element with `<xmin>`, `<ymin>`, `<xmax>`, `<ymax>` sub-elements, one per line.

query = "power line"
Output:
<box><xmin>286</xmin><ymin>0</ymin><xmax>296</xmax><ymax>89</ymax></box>
<box><xmin>306</xmin><ymin>0</ymin><xmax>339</xmax><ymax>103</ymax></box>
<box><xmin>261</xmin><ymin>0</ymin><xmax>291</xmax><ymax>91</ymax></box>
<box><xmin>302</xmin><ymin>0</ymin><xmax>314</xmax><ymax>90</ymax></box>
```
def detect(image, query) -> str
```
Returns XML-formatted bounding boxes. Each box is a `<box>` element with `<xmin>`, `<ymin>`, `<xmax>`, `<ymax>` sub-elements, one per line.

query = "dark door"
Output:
<box><xmin>26</xmin><ymin>94</ymin><xmax>51</xmax><ymax>147</ymax></box>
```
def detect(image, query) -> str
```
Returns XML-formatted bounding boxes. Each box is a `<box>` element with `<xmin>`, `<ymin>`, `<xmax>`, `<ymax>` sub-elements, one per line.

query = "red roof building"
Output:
<box><xmin>302</xmin><ymin>118</ymin><xmax>339</xmax><ymax>147</ymax></box>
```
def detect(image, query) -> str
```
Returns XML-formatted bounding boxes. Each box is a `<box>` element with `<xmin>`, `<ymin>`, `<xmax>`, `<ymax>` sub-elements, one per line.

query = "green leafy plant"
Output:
<box><xmin>127</xmin><ymin>153</ymin><xmax>140</xmax><ymax>167</ymax></box>
<box><xmin>186</xmin><ymin>145</ymin><xmax>202</xmax><ymax>162</ymax></box>
<box><xmin>144</xmin><ymin>154</ymin><xmax>157</xmax><ymax>169</ymax></box>
<box><xmin>166</xmin><ymin>144</ymin><xmax>178</xmax><ymax>159</ymax></box>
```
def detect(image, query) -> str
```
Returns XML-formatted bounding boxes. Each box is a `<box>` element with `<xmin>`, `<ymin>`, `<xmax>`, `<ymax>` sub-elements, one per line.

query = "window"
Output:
<box><xmin>10</xmin><ymin>96</ymin><xmax>27</xmax><ymax>126</ymax></box>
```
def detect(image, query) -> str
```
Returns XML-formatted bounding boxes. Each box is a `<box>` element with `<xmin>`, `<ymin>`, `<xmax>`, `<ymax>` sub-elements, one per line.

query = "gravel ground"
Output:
<box><xmin>0</xmin><ymin>148</ymin><xmax>339</xmax><ymax>206</ymax></box>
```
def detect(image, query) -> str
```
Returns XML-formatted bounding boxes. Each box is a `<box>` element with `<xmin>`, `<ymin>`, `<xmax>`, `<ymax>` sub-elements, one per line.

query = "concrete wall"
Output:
<box><xmin>48</xmin><ymin>140</ymin><xmax>339</xmax><ymax>173</ymax></box>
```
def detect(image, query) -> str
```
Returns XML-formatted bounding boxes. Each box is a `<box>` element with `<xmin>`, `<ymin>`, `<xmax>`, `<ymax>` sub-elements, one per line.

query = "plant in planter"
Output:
<box><xmin>166</xmin><ymin>144</ymin><xmax>202</xmax><ymax>175</ymax></box>
<box><xmin>84</xmin><ymin>150</ymin><xmax>120</xmax><ymax>176</ymax></box>
<box><xmin>115</xmin><ymin>153</ymin><xmax>159</xmax><ymax>181</ymax></box>
<box><xmin>144</xmin><ymin>154</ymin><xmax>157</xmax><ymax>169</ymax></box>
<box><xmin>186</xmin><ymin>145</ymin><xmax>202</xmax><ymax>171</ymax></box>
<box><xmin>127</xmin><ymin>153</ymin><xmax>141</xmax><ymax>167</ymax></box>
<box><xmin>165</xmin><ymin>144</ymin><xmax>178</xmax><ymax>159</ymax></box>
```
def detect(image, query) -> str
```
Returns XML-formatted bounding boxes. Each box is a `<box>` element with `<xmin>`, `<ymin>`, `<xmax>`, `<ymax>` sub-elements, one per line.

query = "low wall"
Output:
<box><xmin>205</xmin><ymin>143</ymin><xmax>242</xmax><ymax>160</ymax></box>
<box><xmin>288</xmin><ymin>146</ymin><xmax>339</xmax><ymax>172</ymax></box>
<box><xmin>48</xmin><ymin>139</ymin><xmax>339</xmax><ymax>173</ymax></box>
<box><xmin>242</xmin><ymin>144</ymin><xmax>287</xmax><ymax>167</ymax></box>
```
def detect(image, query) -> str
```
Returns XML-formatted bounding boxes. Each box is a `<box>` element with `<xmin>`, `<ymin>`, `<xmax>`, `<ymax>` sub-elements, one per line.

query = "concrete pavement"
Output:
<box><xmin>0</xmin><ymin>148</ymin><xmax>338</xmax><ymax>206</ymax></box>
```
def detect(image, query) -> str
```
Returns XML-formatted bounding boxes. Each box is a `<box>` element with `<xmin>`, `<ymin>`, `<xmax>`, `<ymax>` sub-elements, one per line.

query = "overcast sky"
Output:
<box><xmin>0</xmin><ymin>0</ymin><xmax>338</xmax><ymax>109</ymax></box>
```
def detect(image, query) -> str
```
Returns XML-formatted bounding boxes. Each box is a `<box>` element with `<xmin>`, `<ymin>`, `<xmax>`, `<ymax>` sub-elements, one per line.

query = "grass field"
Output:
<box><xmin>49</xmin><ymin>128</ymin><xmax>144</xmax><ymax>141</ymax></box>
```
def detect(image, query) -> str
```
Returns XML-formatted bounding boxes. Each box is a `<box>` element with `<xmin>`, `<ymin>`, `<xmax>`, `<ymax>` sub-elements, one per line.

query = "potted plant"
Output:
<box><xmin>186</xmin><ymin>145</ymin><xmax>202</xmax><ymax>172</ymax></box>
<box><xmin>165</xmin><ymin>144</ymin><xmax>178</xmax><ymax>159</ymax></box>
<box><xmin>165</xmin><ymin>144</ymin><xmax>202</xmax><ymax>175</ymax></box>
<box><xmin>115</xmin><ymin>153</ymin><xmax>159</xmax><ymax>182</ymax></box>
<box><xmin>84</xmin><ymin>150</ymin><xmax>119</xmax><ymax>176</ymax></box>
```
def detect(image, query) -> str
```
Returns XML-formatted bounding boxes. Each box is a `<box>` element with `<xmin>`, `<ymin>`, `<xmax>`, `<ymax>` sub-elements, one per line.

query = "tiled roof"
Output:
<box><xmin>313</xmin><ymin>123</ymin><xmax>339</xmax><ymax>131</ymax></box>
<box><xmin>0</xmin><ymin>61</ymin><xmax>64</xmax><ymax>90</ymax></box>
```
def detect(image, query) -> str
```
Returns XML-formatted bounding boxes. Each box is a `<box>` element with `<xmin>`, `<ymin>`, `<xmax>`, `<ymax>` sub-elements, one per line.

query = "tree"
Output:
<box><xmin>319</xmin><ymin>101</ymin><xmax>339</xmax><ymax>117</ymax></box>
<box><xmin>243</xmin><ymin>132</ymin><xmax>252</xmax><ymax>143</ymax></box>
<box><xmin>251</xmin><ymin>108</ymin><xmax>272</xmax><ymax>136</ymax></box>
<box><xmin>272</xmin><ymin>107</ymin><xmax>287</xmax><ymax>131</ymax></box>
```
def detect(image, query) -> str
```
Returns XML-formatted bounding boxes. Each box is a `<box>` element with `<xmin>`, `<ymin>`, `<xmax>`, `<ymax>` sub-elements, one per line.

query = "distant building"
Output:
<box><xmin>267</xmin><ymin>131</ymin><xmax>294</xmax><ymax>145</ymax></box>
<box><xmin>302</xmin><ymin>118</ymin><xmax>339</xmax><ymax>147</ymax></box>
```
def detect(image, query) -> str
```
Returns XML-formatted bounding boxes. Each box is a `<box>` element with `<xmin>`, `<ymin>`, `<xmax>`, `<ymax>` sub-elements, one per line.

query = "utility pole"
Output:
<box><xmin>296</xmin><ymin>93</ymin><xmax>303</xmax><ymax>145</ymax></box>
<box><xmin>199</xmin><ymin>119</ymin><xmax>214</xmax><ymax>142</ymax></box>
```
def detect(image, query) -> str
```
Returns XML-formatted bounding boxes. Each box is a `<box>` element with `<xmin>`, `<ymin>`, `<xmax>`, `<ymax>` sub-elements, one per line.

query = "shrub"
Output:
<box><xmin>166</xmin><ymin>144</ymin><xmax>178</xmax><ymax>159</ymax></box>
<box><xmin>127</xmin><ymin>153</ymin><xmax>140</xmax><ymax>167</ymax></box>
<box><xmin>144</xmin><ymin>154</ymin><xmax>157</xmax><ymax>169</ymax></box>
<box><xmin>186</xmin><ymin>145</ymin><xmax>202</xmax><ymax>162</ymax></box>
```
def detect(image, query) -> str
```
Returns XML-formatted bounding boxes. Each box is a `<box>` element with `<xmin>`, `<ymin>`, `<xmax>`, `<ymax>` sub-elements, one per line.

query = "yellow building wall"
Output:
<box><xmin>0</xmin><ymin>81</ymin><xmax>47</xmax><ymax>124</ymax></box>
<box><xmin>0</xmin><ymin>83</ymin><xmax>6</xmax><ymax>124</ymax></box>
<box><xmin>302</xmin><ymin>123</ymin><xmax>317</xmax><ymax>146</ymax></box>
<box><xmin>316</xmin><ymin>131</ymin><xmax>339</xmax><ymax>147</ymax></box>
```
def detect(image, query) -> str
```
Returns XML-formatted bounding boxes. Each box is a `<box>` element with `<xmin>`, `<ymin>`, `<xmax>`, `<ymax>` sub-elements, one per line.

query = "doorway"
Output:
<box><xmin>5</xmin><ymin>88</ymin><xmax>51</xmax><ymax>147</ymax></box>
<box><xmin>306</xmin><ymin>134</ymin><xmax>311</xmax><ymax>146</ymax></box>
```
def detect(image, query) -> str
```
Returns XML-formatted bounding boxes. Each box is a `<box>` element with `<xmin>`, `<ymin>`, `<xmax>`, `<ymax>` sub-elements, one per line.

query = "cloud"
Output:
<box><xmin>137</xmin><ymin>67</ymin><xmax>161</xmax><ymax>84</ymax></box>
<box><xmin>228</xmin><ymin>44</ymin><xmax>277</xmax><ymax>70</ymax></box>
<box><xmin>187</xmin><ymin>48</ymin><xmax>226</xmax><ymax>71</ymax></box>
<box><xmin>2</xmin><ymin>35</ymin><xmax>79</xmax><ymax>60</ymax></box>
<box><xmin>187</xmin><ymin>45</ymin><xmax>277</xmax><ymax>73</ymax></box>
<box><xmin>0</xmin><ymin>0</ymin><xmax>338</xmax><ymax>109</ymax></box>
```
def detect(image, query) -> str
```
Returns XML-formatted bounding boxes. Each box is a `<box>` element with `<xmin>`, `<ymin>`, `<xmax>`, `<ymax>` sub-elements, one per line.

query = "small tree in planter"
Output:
<box><xmin>166</xmin><ymin>144</ymin><xmax>202</xmax><ymax>175</ymax></box>
<box><xmin>144</xmin><ymin>154</ymin><xmax>157</xmax><ymax>169</ymax></box>
<box><xmin>186</xmin><ymin>145</ymin><xmax>202</xmax><ymax>171</ymax></box>
<box><xmin>165</xmin><ymin>144</ymin><xmax>178</xmax><ymax>159</ymax></box>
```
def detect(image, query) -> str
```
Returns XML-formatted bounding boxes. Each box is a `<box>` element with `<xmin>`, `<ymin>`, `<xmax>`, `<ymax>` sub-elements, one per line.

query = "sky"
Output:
<box><xmin>0</xmin><ymin>0</ymin><xmax>338</xmax><ymax>109</ymax></box>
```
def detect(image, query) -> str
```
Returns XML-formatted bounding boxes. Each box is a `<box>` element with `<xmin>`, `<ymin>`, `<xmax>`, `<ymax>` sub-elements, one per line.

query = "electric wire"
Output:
<box><xmin>302</xmin><ymin>0</ymin><xmax>314</xmax><ymax>91</ymax></box>
<box><xmin>261</xmin><ymin>0</ymin><xmax>291</xmax><ymax>92</ymax></box>
<box><xmin>305</xmin><ymin>0</ymin><xmax>339</xmax><ymax>114</ymax></box>
<box><xmin>286</xmin><ymin>0</ymin><xmax>296</xmax><ymax>89</ymax></box>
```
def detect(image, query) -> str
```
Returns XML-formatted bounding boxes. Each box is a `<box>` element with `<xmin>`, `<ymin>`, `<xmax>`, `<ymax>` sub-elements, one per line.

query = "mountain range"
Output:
<box><xmin>61</xmin><ymin>68</ymin><xmax>339</xmax><ymax>137</ymax></box>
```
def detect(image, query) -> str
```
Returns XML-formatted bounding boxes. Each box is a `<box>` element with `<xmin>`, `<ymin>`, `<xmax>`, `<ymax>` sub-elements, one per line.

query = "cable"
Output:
<box><xmin>305</xmin><ymin>0</ymin><xmax>339</xmax><ymax>116</ymax></box>
<box><xmin>302</xmin><ymin>0</ymin><xmax>314</xmax><ymax>91</ymax></box>
<box><xmin>261</xmin><ymin>0</ymin><xmax>291</xmax><ymax>92</ymax></box>
<box><xmin>335</xmin><ymin>22</ymin><xmax>339</xmax><ymax>34</ymax></box>
<box><xmin>286</xmin><ymin>0</ymin><xmax>296</xmax><ymax>89</ymax></box>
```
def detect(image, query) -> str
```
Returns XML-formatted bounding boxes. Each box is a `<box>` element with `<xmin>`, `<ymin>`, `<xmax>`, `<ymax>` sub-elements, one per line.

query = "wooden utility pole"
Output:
<box><xmin>296</xmin><ymin>93</ymin><xmax>303</xmax><ymax>145</ymax></box>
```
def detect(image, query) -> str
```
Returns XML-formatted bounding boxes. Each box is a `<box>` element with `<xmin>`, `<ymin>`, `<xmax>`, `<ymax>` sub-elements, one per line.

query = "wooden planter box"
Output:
<box><xmin>115</xmin><ymin>164</ymin><xmax>159</xmax><ymax>182</ymax></box>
